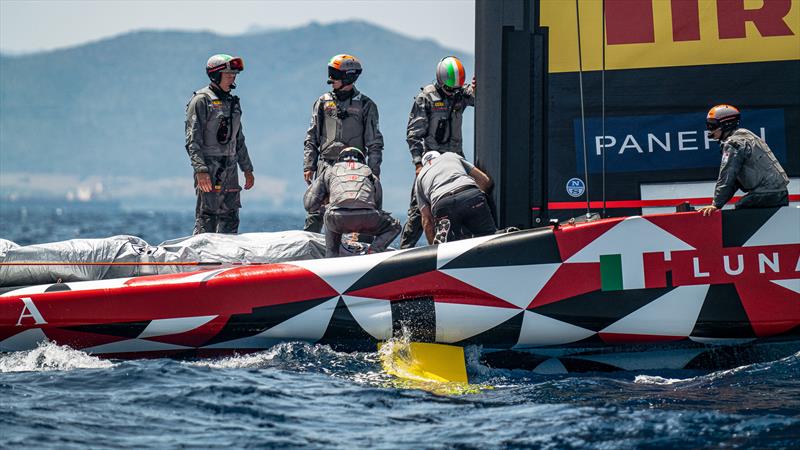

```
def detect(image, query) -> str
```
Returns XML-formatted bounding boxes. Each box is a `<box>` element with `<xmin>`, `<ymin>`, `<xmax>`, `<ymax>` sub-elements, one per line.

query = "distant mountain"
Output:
<box><xmin>0</xmin><ymin>20</ymin><xmax>474</xmax><ymax>215</ymax></box>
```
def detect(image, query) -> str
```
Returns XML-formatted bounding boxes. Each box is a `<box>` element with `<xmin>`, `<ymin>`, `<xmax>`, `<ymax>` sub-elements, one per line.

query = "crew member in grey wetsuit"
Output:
<box><xmin>416</xmin><ymin>151</ymin><xmax>495</xmax><ymax>244</ymax></box>
<box><xmin>303</xmin><ymin>54</ymin><xmax>384</xmax><ymax>233</ymax></box>
<box><xmin>400</xmin><ymin>56</ymin><xmax>475</xmax><ymax>248</ymax></box>
<box><xmin>304</xmin><ymin>148</ymin><xmax>400</xmax><ymax>257</ymax></box>
<box><xmin>186</xmin><ymin>54</ymin><xmax>254</xmax><ymax>234</ymax></box>
<box><xmin>699</xmin><ymin>104</ymin><xmax>789</xmax><ymax>216</ymax></box>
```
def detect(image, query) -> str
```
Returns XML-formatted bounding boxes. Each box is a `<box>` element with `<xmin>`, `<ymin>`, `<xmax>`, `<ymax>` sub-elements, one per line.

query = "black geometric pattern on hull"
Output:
<box><xmin>391</xmin><ymin>297</ymin><xmax>436</xmax><ymax>343</ymax></box>
<box><xmin>454</xmin><ymin>311</ymin><xmax>524</xmax><ymax>349</ymax></box>
<box><xmin>318</xmin><ymin>297</ymin><xmax>379</xmax><ymax>352</ymax></box>
<box><xmin>529</xmin><ymin>286</ymin><xmax>674</xmax><ymax>332</ymax></box>
<box><xmin>722</xmin><ymin>208</ymin><xmax>780</xmax><ymax>248</ymax></box>
<box><xmin>65</xmin><ymin>321</ymin><xmax>151</xmax><ymax>339</ymax></box>
<box><xmin>691</xmin><ymin>284</ymin><xmax>756</xmax><ymax>339</ymax></box>
<box><xmin>564</xmin><ymin>333</ymin><xmax>608</xmax><ymax>347</ymax></box>
<box><xmin>45</xmin><ymin>283</ymin><xmax>72</xmax><ymax>292</ymax></box>
<box><xmin>480</xmin><ymin>350</ymin><xmax>551</xmax><ymax>371</ymax></box>
<box><xmin>203</xmin><ymin>296</ymin><xmax>334</xmax><ymax>347</ymax></box>
<box><xmin>440</xmin><ymin>227</ymin><xmax>562</xmax><ymax>270</ymax></box>
<box><xmin>345</xmin><ymin>245</ymin><xmax>438</xmax><ymax>293</ymax></box>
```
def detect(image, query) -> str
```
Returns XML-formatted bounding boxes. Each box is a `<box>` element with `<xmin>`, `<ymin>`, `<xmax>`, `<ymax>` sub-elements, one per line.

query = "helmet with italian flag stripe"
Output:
<box><xmin>435</xmin><ymin>56</ymin><xmax>466</xmax><ymax>89</ymax></box>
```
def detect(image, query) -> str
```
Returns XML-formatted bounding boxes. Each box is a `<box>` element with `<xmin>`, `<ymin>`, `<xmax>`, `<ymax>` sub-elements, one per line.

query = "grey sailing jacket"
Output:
<box><xmin>713</xmin><ymin>128</ymin><xmax>789</xmax><ymax>208</ymax></box>
<box><xmin>185</xmin><ymin>85</ymin><xmax>253</xmax><ymax>174</ymax></box>
<box><xmin>303</xmin><ymin>88</ymin><xmax>384</xmax><ymax>176</ymax></box>
<box><xmin>406</xmin><ymin>83</ymin><xmax>475</xmax><ymax>165</ymax></box>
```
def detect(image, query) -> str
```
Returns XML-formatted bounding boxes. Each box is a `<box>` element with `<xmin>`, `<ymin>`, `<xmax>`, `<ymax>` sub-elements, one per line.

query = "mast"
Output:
<box><xmin>475</xmin><ymin>0</ymin><xmax>548</xmax><ymax>229</ymax></box>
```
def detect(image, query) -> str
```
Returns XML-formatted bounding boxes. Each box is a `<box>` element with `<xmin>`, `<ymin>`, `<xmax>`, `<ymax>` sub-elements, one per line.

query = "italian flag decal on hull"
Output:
<box><xmin>600</xmin><ymin>254</ymin><xmax>623</xmax><ymax>291</ymax></box>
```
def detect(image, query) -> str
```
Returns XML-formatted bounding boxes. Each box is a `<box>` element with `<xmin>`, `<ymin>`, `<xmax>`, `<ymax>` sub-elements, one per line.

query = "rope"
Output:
<box><xmin>601</xmin><ymin>0</ymin><xmax>607</xmax><ymax>218</ymax></box>
<box><xmin>575</xmin><ymin>0</ymin><xmax>591</xmax><ymax>216</ymax></box>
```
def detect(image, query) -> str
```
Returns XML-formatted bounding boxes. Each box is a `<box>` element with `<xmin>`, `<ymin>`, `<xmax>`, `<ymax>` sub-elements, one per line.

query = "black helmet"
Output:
<box><xmin>338</xmin><ymin>147</ymin><xmax>366</xmax><ymax>163</ymax></box>
<box><xmin>706</xmin><ymin>104</ymin><xmax>740</xmax><ymax>133</ymax></box>
<box><xmin>327</xmin><ymin>54</ymin><xmax>362</xmax><ymax>86</ymax></box>
<box><xmin>206</xmin><ymin>54</ymin><xmax>244</xmax><ymax>85</ymax></box>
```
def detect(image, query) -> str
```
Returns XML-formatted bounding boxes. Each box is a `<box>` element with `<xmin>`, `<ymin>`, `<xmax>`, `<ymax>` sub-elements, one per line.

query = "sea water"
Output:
<box><xmin>1</xmin><ymin>207</ymin><xmax>799</xmax><ymax>448</ymax></box>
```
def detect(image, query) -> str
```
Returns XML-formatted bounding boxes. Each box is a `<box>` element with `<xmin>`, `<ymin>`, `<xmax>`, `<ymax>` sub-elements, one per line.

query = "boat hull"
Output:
<box><xmin>2</xmin><ymin>207</ymin><xmax>798</xmax><ymax>371</ymax></box>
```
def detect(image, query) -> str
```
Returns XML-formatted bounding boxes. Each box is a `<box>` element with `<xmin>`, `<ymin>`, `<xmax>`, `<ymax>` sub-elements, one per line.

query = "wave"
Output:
<box><xmin>0</xmin><ymin>341</ymin><xmax>115</xmax><ymax>373</ymax></box>
<box><xmin>633</xmin><ymin>350</ymin><xmax>800</xmax><ymax>386</ymax></box>
<box><xmin>186</xmin><ymin>341</ymin><xmax>380</xmax><ymax>374</ymax></box>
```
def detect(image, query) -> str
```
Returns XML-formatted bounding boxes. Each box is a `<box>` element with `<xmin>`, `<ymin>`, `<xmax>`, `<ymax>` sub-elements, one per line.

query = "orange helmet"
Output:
<box><xmin>706</xmin><ymin>104</ymin><xmax>740</xmax><ymax>132</ymax></box>
<box><xmin>327</xmin><ymin>54</ymin><xmax>362</xmax><ymax>85</ymax></box>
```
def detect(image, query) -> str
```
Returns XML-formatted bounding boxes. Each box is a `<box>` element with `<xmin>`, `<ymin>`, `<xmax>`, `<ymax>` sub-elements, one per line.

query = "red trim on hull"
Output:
<box><xmin>348</xmin><ymin>270</ymin><xmax>519</xmax><ymax>309</ymax></box>
<box><xmin>544</xmin><ymin>194</ymin><xmax>800</xmax><ymax>210</ymax></box>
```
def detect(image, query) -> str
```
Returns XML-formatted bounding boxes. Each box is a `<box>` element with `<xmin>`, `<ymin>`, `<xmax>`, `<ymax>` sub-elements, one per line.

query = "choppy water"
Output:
<box><xmin>1</xmin><ymin>206</ymin><xmax>799</xmax><ymax>449</ymax></box>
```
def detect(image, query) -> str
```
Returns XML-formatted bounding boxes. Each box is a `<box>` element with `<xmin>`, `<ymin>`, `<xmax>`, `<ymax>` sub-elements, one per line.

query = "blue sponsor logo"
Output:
<box><xmin>566</xmin><ymin>178</ymin><xmax>585</xmax><ymax>197</ymax></box>
<box><xmin>574</xmin><ymin>109</ymin><xmax>787</xmax><ymax>174</ymax></box>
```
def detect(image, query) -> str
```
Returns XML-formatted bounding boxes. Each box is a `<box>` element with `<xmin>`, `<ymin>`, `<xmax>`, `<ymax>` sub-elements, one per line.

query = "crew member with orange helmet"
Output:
<box><xmin>303</xmin><ymin>54</ymin><xmax>384</xmax><ymax>233</ymax></box>
<box><xmin>699</xmin><ymin>104</ymin><xmax>789</xmax><ymax>216</ymax></box>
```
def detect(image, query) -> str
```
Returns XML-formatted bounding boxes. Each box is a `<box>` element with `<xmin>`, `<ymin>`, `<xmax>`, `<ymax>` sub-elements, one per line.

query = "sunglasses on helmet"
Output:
<box><xmin>209</xmin><ymin>57</ymin><xmax>244</xmax><ymax>73</ymax></box>
<box><xmin>228</xmin><ymin>57</ymin><xmax>244</xmax><ymax>71</ymax></box>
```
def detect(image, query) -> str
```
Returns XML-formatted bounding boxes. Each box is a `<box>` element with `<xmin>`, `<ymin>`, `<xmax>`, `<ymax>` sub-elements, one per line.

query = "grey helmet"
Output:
<box><xmin>338</xmin><ymin>147</ymin><xmax>366</xmax><ymax>163</ymax></box>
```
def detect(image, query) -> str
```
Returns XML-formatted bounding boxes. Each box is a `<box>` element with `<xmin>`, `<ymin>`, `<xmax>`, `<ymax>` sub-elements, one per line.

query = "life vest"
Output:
<box><xmin>193</xmin><ymin>86</ymin><xmax>242</xmax><ymax>157</ymax></box>
<box><xmin>420</xmin><ymin>84</ymin><xmax>468</xmax><ymax>154</ymax></box>
<box><xmin>319</xmin><ymin>91</ymin><xmax>367</xmax><ymax>161</ymax></box>
<box><xmin>327</xmin><ymin>161</ymin><xmax>377</xmax><ymax>209</ymax></box>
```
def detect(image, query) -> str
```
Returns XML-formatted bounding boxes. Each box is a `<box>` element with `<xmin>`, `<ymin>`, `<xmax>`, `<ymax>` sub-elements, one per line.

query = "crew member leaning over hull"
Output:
<box><xmin>400</xmin><ymin>56</ymin><xmax>476</xmax><ymax>248</ymax></box>
<box><xmin>303</xmin><ymin>54</ymin><xmax>384</xmax><ymax>233</ymax></box>
<box><xmin>416</xmin><ymin>151</ymin><xmax>495</xmax><ymax>244</ymax></box>
<box><xmin>185</xmin><ymin>54</ymin><xmax>255</xmax><ymax>234</ymax></box>
<box><xmin>304</xmin><ymin>147</ymin><xmax>400</xmax><ymax>258</ymax></box>
<box><xmin>699</xmin><ymin>104</ymin><xmax>789</xmax><ymax>216</ymax></box>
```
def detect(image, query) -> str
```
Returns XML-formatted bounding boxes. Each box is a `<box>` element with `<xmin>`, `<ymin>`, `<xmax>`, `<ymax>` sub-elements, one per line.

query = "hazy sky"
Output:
<box><xmin>0</xmin><ymin>0</ymin><xmax>475</xmax><ymax>54</ymax></box>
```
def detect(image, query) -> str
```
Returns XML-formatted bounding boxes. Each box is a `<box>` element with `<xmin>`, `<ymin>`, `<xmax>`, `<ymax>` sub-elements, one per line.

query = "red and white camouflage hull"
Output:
<box><xmin>2</xmin><ymin>207</ymin><xmax>798</xmax><ymax>371</ymax></box>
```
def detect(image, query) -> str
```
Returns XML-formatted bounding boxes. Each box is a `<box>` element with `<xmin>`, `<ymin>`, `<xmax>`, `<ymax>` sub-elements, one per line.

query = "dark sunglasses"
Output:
<box><xmin>227</xmin><ymin>58</ymin><xmax>244</xmax><ymax>71</ymax></box>
<box><xmin>328</xmin><ymin>67</ymin><xmax>347</xmax><ymax>81</ymax></box>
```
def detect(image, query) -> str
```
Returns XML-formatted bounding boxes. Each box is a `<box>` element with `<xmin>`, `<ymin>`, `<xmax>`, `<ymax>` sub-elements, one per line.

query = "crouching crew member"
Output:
<box><xmin>415</xmin><ymin>151</ymin><xmax>495</xmax><ymax>244</ymax></box>
<box><xmin>699</xmin><ymin>104</ymin><xmax>790</xmax><ymax>216</ymax></box>
<box><xmin>303</xmin><ymin>54</ymin><xmax>384</xmax><ymax>233</ymax></box>
<box><xmin>185</xmin><ymin>54</ymin><xmax>254</xmax><ymax>234</ymax></box>
<box><xmin>400</xmin><ymin>56</ymin><xmax>475</xmax><ymax>248</ymax></box>
<box><xmin>304</xmin><ymin>148</ymin><xmax>400</xmax><ymax>257</ymax></box>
